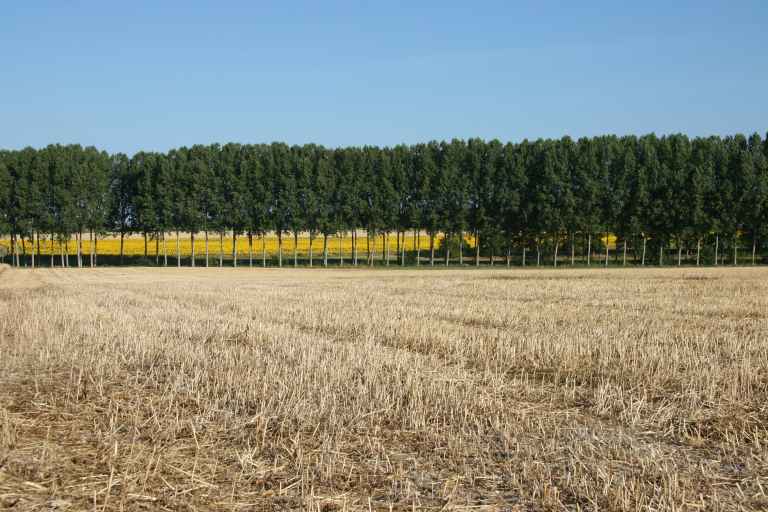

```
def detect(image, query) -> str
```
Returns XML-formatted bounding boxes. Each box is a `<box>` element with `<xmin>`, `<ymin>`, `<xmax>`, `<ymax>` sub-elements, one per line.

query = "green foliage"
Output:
<box><xmin>435</xmin><ymin>234</ymin><xmax>461</xmax><ymax>257</ymax></box>
<box><xmin>1</xmin><ymin>132</ymin><xmax>768</xmax><ymax>266</ymax></box>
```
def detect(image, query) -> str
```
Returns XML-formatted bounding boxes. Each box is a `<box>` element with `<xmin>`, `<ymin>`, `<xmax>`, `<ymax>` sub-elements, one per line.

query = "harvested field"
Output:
<box><xmin>0</xmin><ymin>266</ymin><xmax>767</xmax><ymax>511</ymax></box>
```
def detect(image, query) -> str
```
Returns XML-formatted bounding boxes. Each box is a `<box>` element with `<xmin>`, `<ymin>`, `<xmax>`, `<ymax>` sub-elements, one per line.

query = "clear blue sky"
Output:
<box><xmin>2</xmin><ymin>1</ymin><xmax>766</xmax><ymax>155</ymax></box>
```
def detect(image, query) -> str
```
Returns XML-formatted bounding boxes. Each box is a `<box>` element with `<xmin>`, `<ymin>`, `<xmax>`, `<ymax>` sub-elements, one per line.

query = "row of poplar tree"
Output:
<box><xmin>1</xmin><ymin>132</ymin><xmax>767</xmax><ymax>268</ymax></box>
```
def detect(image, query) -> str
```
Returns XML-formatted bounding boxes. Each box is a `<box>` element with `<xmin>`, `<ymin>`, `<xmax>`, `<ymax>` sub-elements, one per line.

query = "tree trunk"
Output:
<box><xmin>249</xmin><ymin>231</ymin><xmax>253</xmax><ymax>268</ymax></box>
<box><xmin>490</xmin><ymin>245</ymin><xmax>494</xmax><ymax>266</ymax></box>
<box><xmin>604</xmin><ymin>232</ymin><xmax>609</xmax><ymax>267</ymax></box>
<box><xmin>380</xmin><ymin>233</ymin><xmax>385</xmax><ymax>264</ymax></box>
<box><xmin>659</xmin><ymin>243</ymin><xmax>663</xmax><ymax>266</ymax></box>
<box><xmin>416</xmin><ymin>231</ymin><xmax>421</xmax><ymax>266</ymax></box>
<box><xmin>92</xmin><ymin>231</ymin><xmax>97</xmax><ymax>268</ymax></box>
<box><xmin>733</xmin><ymin>235</ymin><xmax>738</xmax><ymax>266</ymax></box>
<box><xmin>232</xmin><ymin>231</ymin><xmax>238</xmax><ymax>267</ymax></box>
<box><xmin>191</xmin><ymin>232</ymin><xmax>196</xmax><ymax>267</ymax></box>
<box><xmin>155</xmin><ymin>233</ymin><xmax>159</xmax><ymax>265</ymax></box>
<box><xmin>89</xmin><ymin>230</ymin><xmax>94</xmax><ymax>268</ymax></box>
<box><xmin>309</xmin><ymin>233</ymin><xmax>314</xmax><ymax>267</ymax></box>
<box><xmin>554</xmin><ymin>235</ymin><xmax>559</xmax><ymax>267</ymax></box>
<box><xmin>262</xmin><ymin>235</ymin><xmax>267</xmax><ymax>267</ymax></box>
<box><xmin>459</xmin><ymin>231</ymin><xmax>463</xmax><ymax>265</ymax></box>
<box><xmin>475</xmin><ymin>230</ymin><xmax>480</xmax><ymax>267</ymax></box>
<box><xmin>293</xmin><ymin>232</ymin><xmax>298</xmax><ymax>267</ymax></box>
<box><xmin>622</xmin><ymin>238</ymin><xmax>627</xmax><ymax>266</ymax></box>
<box><xmin>587</xmin><ymin>233</ymin><xmax>591</xmax><ymax>266</ymax></box>
<box><xmin>401</xmin><ymin>231</ymin><xmax>405</xmax><ymax>267</ymax></box>
<box><xmin>205</xmin><ymin>230</ymin><xmax>209</xmax><ymax>267</ymax></box>
<box><xmin>120</xmin><ymin>232</ymin><xmax>125</xmax><ymax>265</ymax></box>
<box><xmin>367</xmin><ymin>231</ymin><xmax>372</xmax><ymax>266</ymax></box>
<box><xmin>570</xmin><ymin>233</ymin><xmax>575</xmax><ymax>266</ymax></box>
<box><xmin>715</xmin><ymin>234</ymin><xmax>719</xmax><ymax>266</ymax></box>
<box><xmin>445</xmin><ymin>234</ymin><xmax>450</xmax><ymax>267</ymax></box>
<box><xmin>396</xmin><ymin>230</ymin><xmax>401</xmax><ymax>266</ymax></box>
<box><xmin>641</xmin><ymin>235</ymin><xmax>647</xmax><ymax>266</ymax></box>
<box><xmin>219</xmin><ymin>232</ymin><xmax>224</xmax><ymax>267</ymax></box>
<box><xmin>65</xmin><ymin>237</ymin><xmax>70</xmax><ymax>267</ymax></box>
<box><xmin>278</xmin><ymin>232</ymin><xmax>283</xmax><ymax>267</ymax></box>
<box><xmin>339</xmin><ymin>232</ymin><xmax>344</xmax><ymax>267</ymax></box>
<box><xmin>522</xmin><ymin>246</ymin><xmax>526</xmax><ymax>267</ymax></box>
<box><xmin>536</xmin><ymin>239</ymin><xmax>541</xmax><ymax>266</ymax></box>
<box><xmin>323</xmin><ymin>234</ymin><xmax>328</xmax><ymax>267</ymax></box>
<box><xmin>31</xmin><ymin>232</ymin><xmax>36</xmax><ymax>269</ymax></box>
<box><xmin>385</xmin><ymin>233</ymin><xmax>389</xmax><ymax>266</ymax></box>
<box><xmin>163</xmin><ymin>232</ymin><xmax>167</xmax><ymax>267</ymax></box>
<box><xmin>677</xmin><ymin>238</ymin><xmax>682</xmax><ymax>266</ymax></box>
<box><xmin>429</xmin><ymin>234</ymin><xmax>435</xmax><ymax>266</ymax></box>
<box><xmin>696</xmin><ymin>238</ymin><xmax>701</xmax><ymax>267</ymax></box>
<box><xmin>371</xmin><ymin>232</ymin><xmax>376</xmax><ymax>265</ymax></box>
<box><xmin>506</xmin><ymin>246</ymin><xmax>511</xmax><ymax>267</ymax></box>
<box><xmin>78</xmin><ymin>234</ymin><xmax>83</xmax><ymax>268</ymax></box>
<box><xmin>352</xmin><ymin>230</ymin><xmax>357</xmax><ymax>266</ymax></box>
<box><xmin>752</xmin><ymin>235</ymin><xmax>757</xmax><ymax>265</ymax></box>
<box><xmin>60</xmin><ymin>236</ymin><xmax>66</xmax><ymax>267</ymax></box>
<box><xmin>143</xmin><ymin>232</ymin><xmax>148</xmax><ymax>259</ymax></box>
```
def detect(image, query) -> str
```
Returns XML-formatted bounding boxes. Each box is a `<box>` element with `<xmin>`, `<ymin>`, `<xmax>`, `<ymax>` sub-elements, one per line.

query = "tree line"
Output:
<box><xmin>1</xmin><ymin>133</ymin><xmax>767</xmax><ymax>268</ymax></box>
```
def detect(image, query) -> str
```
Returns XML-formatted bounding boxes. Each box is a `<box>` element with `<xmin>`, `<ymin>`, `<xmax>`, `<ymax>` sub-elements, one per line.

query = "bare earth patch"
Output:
<box><xmin>1</xmin><ymin>267</ymin><xmax>767</xmax><ymax>511</ymax></box>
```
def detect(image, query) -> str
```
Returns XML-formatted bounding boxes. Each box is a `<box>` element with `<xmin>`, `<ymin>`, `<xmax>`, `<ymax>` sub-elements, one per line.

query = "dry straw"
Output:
<box><xmin>0</xmin><ymin>266</ymin><xmax>766</xmax><ymax>510</ymax></box>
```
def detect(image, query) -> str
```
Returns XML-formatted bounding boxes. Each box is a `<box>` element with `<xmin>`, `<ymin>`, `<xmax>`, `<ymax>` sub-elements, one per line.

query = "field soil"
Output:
<box><xmin>1</xmin><ymin>267</ymin><xmax>767</xmax><ymax>511</ymax></box>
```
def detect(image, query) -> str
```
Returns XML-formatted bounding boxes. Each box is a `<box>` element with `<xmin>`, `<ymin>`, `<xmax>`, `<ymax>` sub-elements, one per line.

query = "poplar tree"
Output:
<box><xmin>686</xmin><ymin>138</ymin><xmax>715</xmax><ymax>265</ymax></box>
<box><xmin>376</xmin><ymin>148</ymin><xmax>399</xmax><ymax>266</ymax></box>
<box><xmin>218</xmin><ymin>143</ymin><xmax>249</xmax><ymax>267</ymax></box>
<box><xmin>498</xmin><ymin>142</ymin><xmax>528</xmax><ymax>265</ymax></box>
<box><xmin>572</xmin><ymin>138</ymin><xmax>601</xmax><ymax>265</ymax></box>
<box><xmin>528</xmin><ymin>140</ymin><xmax>566</xmax><ymax>266</ymax></box>
<box><xmin>0</xmin><ymin>152</ymin><xmax>12</xmax><ymax>262</ymax></box>
<box><xmin>268</xmin><ymin>143</ymin><xmax>294</xmax><ymax>266</ymax></box>
<box><xmin>107</xmin><ymin>153</ymin><xmax>134</xmax><ymax>265</ymax></box>
<box><xmin>133</xmin><ymin>151</ymin><xmax>158</xmax><ymax>260</ymax></box>
<box><xmin>335</xmin><ymin>148</ymin><xmax>360</xmax><ymax>265</ymax></box>
<box><xmin>290</xmin><ymin>145</ymin><xmax>312</xmax><ymax>266</ymax></box>
<box><xmin>81</xmin><ymin>148</ymin><xmax>110</xmax><ymax>267</ymax></box>
<box><xmin>465</xmin><ymin>138</ymin><xmax>487</xmax><ymax>265</ymax></box>
<box><xmin>744</xmin><ymin>134</ymin><xmax>768</xmax><ymax>264</ymax></box>
<box><xmin>153</xmin><ymin>154</ymin><xmax>175</xmax><ymax>266</ymax></box>
<box><xmin>619</xmin><ymin>156</ymin><xmax>643</xmax><ymax>263</ymax></box>
<box><xmin>417</xmin><ymin>143</ymin><xmax>442</xmax><ymax>266</ymax></box>
<box><xmin>241</xmin><ymin>145</ymin><xmax>269</xmax><ymax>267</ymax></box>
<box><xmin>390</xmin><ymin>145</ymin><xmax>413</xmax><ymax>265</ymax></box>
<box><xmin>2</xmin><ymin>133</ymin><xmax>768</xmax><ymax>271</ymax></box>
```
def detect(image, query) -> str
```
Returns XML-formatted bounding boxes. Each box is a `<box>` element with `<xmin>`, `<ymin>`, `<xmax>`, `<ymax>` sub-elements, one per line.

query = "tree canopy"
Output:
<box><xmin>1</xmin><ymin>133</ymin><xmax>767</xmax><ymax>266</ymax></box>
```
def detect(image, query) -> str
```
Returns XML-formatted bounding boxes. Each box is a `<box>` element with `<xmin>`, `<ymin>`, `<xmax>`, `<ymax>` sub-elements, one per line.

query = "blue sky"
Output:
<box><xmin>1</xmin><ymin>1</ymin><xmax>766</xmax><ymax>155</ymax></box>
